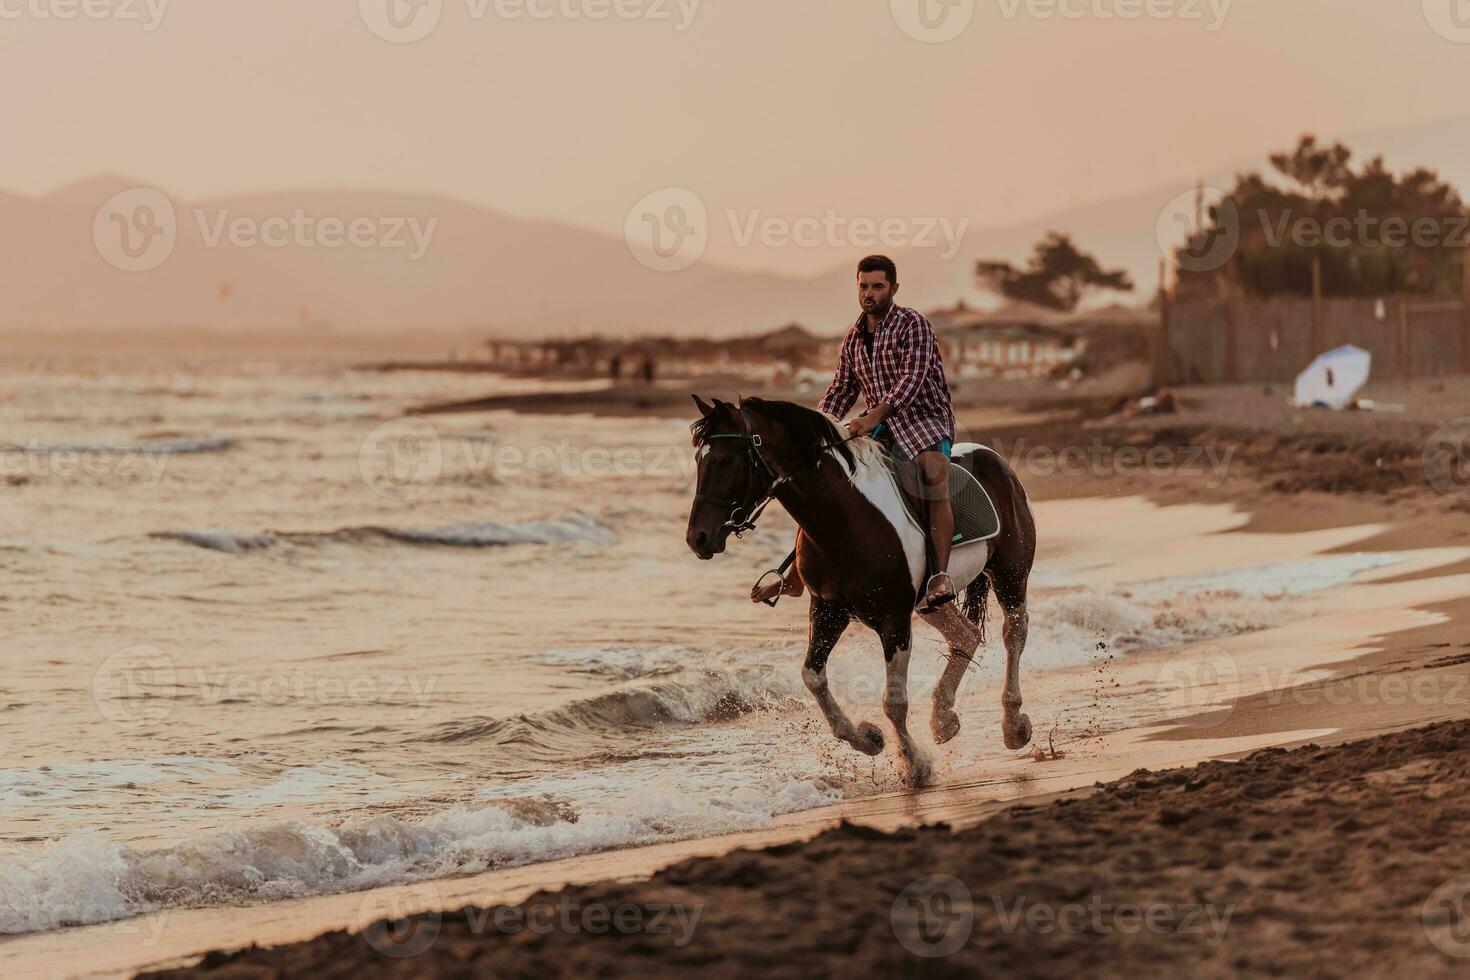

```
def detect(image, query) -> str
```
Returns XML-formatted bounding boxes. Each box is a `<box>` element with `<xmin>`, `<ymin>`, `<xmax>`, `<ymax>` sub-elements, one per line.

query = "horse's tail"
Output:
<box><xmin>962</xmin><ymin>574</ymin><xmax>989</xmax><ymax>646</ymax></box>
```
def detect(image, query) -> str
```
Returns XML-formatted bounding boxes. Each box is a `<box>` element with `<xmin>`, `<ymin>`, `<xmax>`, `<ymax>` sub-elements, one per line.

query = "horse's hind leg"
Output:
<box><xmin>880</xmin><ymin>621</ymin><xmax>934</xmax><ymax>788</ymax></box>
<box><xmin>998</xmin><ymin>592</ymin><xmax>1033</xmax><ymax>750</ymax></box>
<box><xmin>802</xmin><ymin>597</ymin><xmax>884</xmax><ymax>756</ymax></box>
<box><xmin>923</xmin><ymin>574</ymin><xmax>987</xmax><ymax>744</ymax></box>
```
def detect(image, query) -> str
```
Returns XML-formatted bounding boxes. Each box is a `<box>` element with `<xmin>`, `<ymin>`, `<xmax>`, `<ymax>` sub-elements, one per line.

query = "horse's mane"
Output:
<box><xmin>745</xmin><ymin>397</ymin><xmax>896</xmax><ymax>476</ymax></box>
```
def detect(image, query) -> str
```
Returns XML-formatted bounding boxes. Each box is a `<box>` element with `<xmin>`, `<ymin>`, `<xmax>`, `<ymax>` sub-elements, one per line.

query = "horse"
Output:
<box><xmin>685</xmin><ymin>395</ymin><xmax>1038</xmax><ymax>786</ymax></box>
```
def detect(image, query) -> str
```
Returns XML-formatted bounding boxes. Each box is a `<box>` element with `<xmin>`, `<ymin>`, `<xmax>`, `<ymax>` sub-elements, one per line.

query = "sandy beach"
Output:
<box><xmin>4</xmin><ymin>355</ymin><xmax>1470</xmax><ymax>977</ymax></box>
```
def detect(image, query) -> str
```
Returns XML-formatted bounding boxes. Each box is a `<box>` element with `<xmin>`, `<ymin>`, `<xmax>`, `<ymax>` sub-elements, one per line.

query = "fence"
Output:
<box><xmin>1158</xmin><ymin>259</ymin><xmax>1470</xmax><ymax>385</ymax></box>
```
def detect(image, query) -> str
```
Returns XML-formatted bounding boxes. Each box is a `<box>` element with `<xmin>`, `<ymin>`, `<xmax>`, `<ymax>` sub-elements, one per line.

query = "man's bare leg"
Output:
<box><xmin>917</xmin><ymin>450</ymin><xmax>955</xmax><ymax>607</ymax></box>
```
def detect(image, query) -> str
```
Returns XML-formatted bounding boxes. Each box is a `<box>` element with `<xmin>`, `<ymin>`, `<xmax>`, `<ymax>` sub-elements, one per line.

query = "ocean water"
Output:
<box><xmin>0</xmin><ymin>354</ymin><xmax>1398</xmax><ymax>936</ymax></box>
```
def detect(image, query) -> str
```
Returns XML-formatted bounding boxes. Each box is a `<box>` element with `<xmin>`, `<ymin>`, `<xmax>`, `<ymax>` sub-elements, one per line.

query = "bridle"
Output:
<box><xmin>693</xmin><ymin>406</ymin><xmax>861</xmax><ymax>539</ymax></box>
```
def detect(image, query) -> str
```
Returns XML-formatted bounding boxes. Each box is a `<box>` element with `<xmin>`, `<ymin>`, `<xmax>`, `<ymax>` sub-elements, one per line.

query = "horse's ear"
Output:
<box><xmin>692</xmin><ymin>394</ymin><xmax>715</xmax><ymax>418</ymax></box>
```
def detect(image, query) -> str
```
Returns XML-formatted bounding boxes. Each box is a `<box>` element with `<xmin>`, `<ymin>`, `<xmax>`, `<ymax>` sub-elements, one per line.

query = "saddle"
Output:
<box><xmin>884</xmin><ymin>446</ymin><xmax>1002</xmax><ymax>547</ymax></box>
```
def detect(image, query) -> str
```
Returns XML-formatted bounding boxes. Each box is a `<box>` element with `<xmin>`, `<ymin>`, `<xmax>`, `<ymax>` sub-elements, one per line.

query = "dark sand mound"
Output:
<box><xmin>144</xmin><ymin>720</ymin><xmax>1470</xmax><ymax>978</ymax></box>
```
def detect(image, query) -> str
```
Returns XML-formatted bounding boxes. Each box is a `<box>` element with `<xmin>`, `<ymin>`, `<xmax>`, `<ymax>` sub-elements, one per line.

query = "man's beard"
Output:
<box><xmin>863</xmin><ymin>297</ymin><xmax>893</xmax><ymax>320</ymax></box>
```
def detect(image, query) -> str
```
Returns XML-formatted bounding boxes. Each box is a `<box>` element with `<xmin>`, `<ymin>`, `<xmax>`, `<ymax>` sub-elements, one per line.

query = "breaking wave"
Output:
<box><xmin>0</xmin><ymin>770</ymin><xmax>837</xmax><ymax>936</ymax></box>
<box><xmin>419</xmin><ymin>665</ymin><xmax>800</xmax><ymax>761</ymax></box>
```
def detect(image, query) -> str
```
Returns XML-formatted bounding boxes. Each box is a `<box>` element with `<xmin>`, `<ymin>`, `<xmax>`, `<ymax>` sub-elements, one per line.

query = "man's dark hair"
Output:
<box><xmin>857</xmin><ymin>254</ymin><xmax>898</xmax><ymax>286</ymax></box>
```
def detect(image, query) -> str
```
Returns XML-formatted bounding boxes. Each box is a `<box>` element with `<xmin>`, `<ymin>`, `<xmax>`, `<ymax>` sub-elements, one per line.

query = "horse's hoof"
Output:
<box><xmin>1003</xmin><ymin>713</ymin><xmax>1033</xmax><ymax>750</ymax></box>
<box><xmin>853</xmin><ymin>722</ymin><xmax>885</xmax><ymax>756</ymax></box>
<box><xmin>902</xmin><ymin>752</ymin><xmax>936</xmax><ymax>789</ymax></box>
<box><xmin>931</xmin><ymin>709</ymin><xmax>961</xmax><ymax>745</ymax></box>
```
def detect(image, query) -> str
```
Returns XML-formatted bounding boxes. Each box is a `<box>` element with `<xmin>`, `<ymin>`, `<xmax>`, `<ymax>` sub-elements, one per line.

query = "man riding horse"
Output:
<box><xmin>753</xmin><ymin>254</ymin><xmax>959</xmax><ymax>611</ymax></box>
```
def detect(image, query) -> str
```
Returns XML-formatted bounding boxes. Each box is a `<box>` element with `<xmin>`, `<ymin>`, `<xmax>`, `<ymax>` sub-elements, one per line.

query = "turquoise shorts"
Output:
<box><xmin>873</xmin><ymin>423</ymin><xmax>951</xmax><ymax>460</ymax></box>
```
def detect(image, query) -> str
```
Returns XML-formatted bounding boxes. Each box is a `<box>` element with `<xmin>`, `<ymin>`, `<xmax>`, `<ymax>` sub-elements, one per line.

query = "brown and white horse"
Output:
<box><xmin>686</xmin><ymin>396</ymin><xmax>1038</xmax><ymax>785</ymax></box>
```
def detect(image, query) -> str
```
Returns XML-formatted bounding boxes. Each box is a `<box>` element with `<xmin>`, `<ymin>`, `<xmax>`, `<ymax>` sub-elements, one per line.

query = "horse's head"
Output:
<box><xmin>686</xmin><ymin>395</ymin><xmax>774</xmax><ymax>560</ymax></box>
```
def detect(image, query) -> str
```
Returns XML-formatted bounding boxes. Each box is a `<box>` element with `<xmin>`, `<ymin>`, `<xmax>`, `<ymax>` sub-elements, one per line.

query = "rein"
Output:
<box><xmin>696</xmin><ymin>408</ymin><xmax>860</xmax><ymax>539</ymax></box>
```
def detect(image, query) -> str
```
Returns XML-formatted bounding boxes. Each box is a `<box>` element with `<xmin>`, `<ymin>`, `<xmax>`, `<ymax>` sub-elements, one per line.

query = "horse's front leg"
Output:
<box><xmin>802</xmin><ymin>596</ymin><xmax>883</xmax><ymax>756</ymax></box>
<box><xmin>880</xmin><ymin>620</ymin><xmax>935</xmax><ymax>788</ymax></box>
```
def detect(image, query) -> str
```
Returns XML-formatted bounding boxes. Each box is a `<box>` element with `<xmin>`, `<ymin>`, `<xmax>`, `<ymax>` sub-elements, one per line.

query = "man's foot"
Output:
<box><xmin>752</xmin><ymin>575</ymin><xmax>803</xmax><ymax>604</ymax></box>
<box><xmin>921</xmin><ymin>572</ymin><xmax>956</xmax><ymax>610</ymax></box>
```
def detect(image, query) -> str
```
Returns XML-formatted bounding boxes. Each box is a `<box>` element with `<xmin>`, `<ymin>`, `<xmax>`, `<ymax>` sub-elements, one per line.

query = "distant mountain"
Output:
<box><xmin>4</xmin><ymin>115</ymin><xmax>1466</xmax><ymax>338</ymax></box>
<box><xmin>0</xmin><ymin>178</ymin><xmax>840</xmax><ymax>338</ymax></box>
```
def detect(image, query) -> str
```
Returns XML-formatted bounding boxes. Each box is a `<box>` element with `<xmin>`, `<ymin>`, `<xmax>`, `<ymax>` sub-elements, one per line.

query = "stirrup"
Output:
<box><xmin>753</xmin><ymin>568</ymin><xmax>788</xmax><ymax>608</ymax></box>
<box><xmin>918</xmin><ymin>572</ymin><xmax>956</xmax><ymax>613</ymax></box>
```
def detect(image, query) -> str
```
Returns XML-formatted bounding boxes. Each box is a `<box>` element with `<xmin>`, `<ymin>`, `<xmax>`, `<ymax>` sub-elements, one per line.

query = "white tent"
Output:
<box><xmin>1293</xmin><ymin>345</ymin><xmax>1371</xmax><ymax>410</ymax></box>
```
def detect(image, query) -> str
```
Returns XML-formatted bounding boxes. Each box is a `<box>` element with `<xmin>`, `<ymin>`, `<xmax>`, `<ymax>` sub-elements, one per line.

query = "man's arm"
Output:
<box><xmin>817</xmin><ymin>335</ymin><xmax>860</xmax><ymax>420</ymax></box>
<box><xmin>884</xmin><ymin>311</ymin><xmax>939</xmax><ymax>413</ymax></box>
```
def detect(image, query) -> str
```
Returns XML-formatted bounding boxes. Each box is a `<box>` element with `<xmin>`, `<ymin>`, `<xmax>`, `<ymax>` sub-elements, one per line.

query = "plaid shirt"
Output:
<box><xmin>818</xmin><ymin>304</ymin><xmax>955</xmax><ymax>459</ymax></box>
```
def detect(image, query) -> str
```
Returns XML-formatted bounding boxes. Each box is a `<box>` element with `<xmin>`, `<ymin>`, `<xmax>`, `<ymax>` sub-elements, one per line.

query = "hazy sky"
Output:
<box><xmin>5</xmin><ymin>0</ymin><xmax>1468</xmax><ymax>273</ymax></box>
